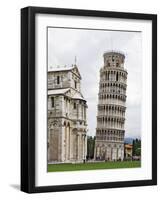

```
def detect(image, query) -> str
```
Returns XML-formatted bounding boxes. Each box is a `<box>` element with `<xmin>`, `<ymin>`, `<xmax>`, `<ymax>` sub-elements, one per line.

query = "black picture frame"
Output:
<box><xmin>21</xmin><ymin>6</ymin><xmax>157</xmax><ymax>193</ymax></box>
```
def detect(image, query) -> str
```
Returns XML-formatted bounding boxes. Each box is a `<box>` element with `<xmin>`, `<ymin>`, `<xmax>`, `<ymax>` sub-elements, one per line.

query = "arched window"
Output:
<box><xmin>116</xmin><ymin>72</ymin><xmax>118</xmax><ymax>81</ymax></box>
<box><xmin>107</xmin><ymin>72</ymin><xmax>109</xmax><ymax>80</ymax></box>
<box><xmin>73</xmin><ymin>102</ymin><xmax>76</xmax><ymax>109</ymax></box>
<box><xmin>74</xmin><ymin>80</ymin><xmax>77</xmax><ymax>89</ymax></box>
<box><xmin>51</xmin><ymin>97</ymin><xmax>54</xmax><ymax>107</ymax></box>
<box><xmin>57</xmin><ymin>76</ymin><xmax>60</xmax><ymax>84</ymax></box>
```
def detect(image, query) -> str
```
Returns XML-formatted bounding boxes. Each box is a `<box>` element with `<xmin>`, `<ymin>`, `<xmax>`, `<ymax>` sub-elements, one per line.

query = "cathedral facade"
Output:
<box><xmin>47</xmin><ymin>65</ymin><xmax>88</xmax><ymax>163</ymax></box>
<box><xmin>95</xmin><ymin>51</ymin><xmax>128</xmax><ymax>161</ymax></box>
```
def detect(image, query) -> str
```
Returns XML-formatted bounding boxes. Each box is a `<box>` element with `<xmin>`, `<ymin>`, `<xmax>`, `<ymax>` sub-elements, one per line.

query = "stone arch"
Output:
<box><xmin>116</xmin><ymin>71</ymin><xmax>119</xmax><ymax>81</ymax></box>
<box><xmin>102</xmin><ymin>117</ymin><xmax>104</xmax><ymax>123</ymax></box>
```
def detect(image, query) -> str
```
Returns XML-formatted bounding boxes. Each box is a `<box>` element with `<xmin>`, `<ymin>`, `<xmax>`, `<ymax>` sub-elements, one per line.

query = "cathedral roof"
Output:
<box><xmin>48</xmin><ymin>88</ymin><xmax>70</xmax><ymax>95</ymax></box>
<box><xmin>48</xmin><ymin>89</ymin><xmax>86</xmax><ymax>102</ymax></box>
<box><xmin>48</xmin><ymin>65</ymin><xmax>82</xmax><ymax>79</ymax></box>
<box><xmin>48</xmin><ymin>66</ymin><xmax>74</xmax><ymax>72</ymax></box>
<box><xmin>72</xmin><ymin>91</ymin><xmax>86</xmax><ymax>101</ymax></box>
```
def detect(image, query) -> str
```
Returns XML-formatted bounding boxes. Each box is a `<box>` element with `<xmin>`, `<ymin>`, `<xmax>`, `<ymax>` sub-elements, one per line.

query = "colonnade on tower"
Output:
<box><xmin>95</xmin><ymin>51</ymin><xmax>128</xmax><ymax>161</ymax></box>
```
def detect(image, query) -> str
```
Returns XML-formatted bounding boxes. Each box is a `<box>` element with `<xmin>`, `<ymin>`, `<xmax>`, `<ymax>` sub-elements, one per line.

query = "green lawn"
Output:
<box><xmin>48</xmin><ymin>161</ymin><xmax>141</xmax><ymax>172</ymax></box>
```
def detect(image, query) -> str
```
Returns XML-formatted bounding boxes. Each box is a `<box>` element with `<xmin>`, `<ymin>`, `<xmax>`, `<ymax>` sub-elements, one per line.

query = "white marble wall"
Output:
<box><xmin>48</xmin><ymin>66</ymin><xmax>87</xmax><ymax>163</ymax></box>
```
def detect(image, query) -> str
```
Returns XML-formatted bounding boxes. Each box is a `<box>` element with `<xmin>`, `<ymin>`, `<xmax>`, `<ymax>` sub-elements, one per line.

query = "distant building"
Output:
<box><xmin>47</xmin><ymin>65</ymin><xmax>88</xmax><ymax>163</ymax></box>
<box><xmin>124</xmin><ymin>144</ymin><xmax>133</xmax><ymax>159</ymax></box>
<box><xmin>95</xmin><ymin>51</ymin><xmax>128</xmax><ymax>161</ymax></box>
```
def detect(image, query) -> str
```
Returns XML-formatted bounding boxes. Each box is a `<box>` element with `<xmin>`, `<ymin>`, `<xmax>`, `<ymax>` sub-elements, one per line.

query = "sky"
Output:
<box><xmin>48</xmin><ymin>27</ymin><xmax>142</xmax><ymax>139</ymax></box>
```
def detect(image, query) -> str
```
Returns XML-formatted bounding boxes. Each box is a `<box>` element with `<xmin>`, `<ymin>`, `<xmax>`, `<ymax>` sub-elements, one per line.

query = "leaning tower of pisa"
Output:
<box><xmin>95</xmin><ymin>51</ymin><xmax>128</xmax><ymax>161</ymax></box>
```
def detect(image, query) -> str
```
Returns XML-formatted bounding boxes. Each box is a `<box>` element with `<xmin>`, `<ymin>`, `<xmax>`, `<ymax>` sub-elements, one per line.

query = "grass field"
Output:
<box><xmin>48</xmin><ymin>161</ymin><xmax>141</xmax><ymax>172</ymax></box>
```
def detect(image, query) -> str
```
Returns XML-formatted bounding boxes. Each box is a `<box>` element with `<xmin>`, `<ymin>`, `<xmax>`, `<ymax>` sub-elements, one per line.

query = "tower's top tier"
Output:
<box><xmin>103</xmin><ymin>51</ymin><xmax>125</xmax><ymax>68</ymax></box>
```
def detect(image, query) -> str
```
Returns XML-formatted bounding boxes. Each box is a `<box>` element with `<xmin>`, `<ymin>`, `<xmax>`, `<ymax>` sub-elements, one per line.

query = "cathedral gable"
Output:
<box><xmin>72</xmin><ymin>66</ymin><xmax>81</xmax><ymax>79</ymax></box>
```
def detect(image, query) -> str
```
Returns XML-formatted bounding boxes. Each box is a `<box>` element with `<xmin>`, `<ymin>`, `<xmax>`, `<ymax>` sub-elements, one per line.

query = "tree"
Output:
<box><xmin>132</xmin><ymin>138</ymin><xmax>141</xmax><ymax>157</ymax></box>
<box><xmin>135</xmin><ymin>148</ymin><xmax>141</xmax><ymax>156</ymax></box>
